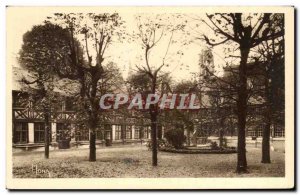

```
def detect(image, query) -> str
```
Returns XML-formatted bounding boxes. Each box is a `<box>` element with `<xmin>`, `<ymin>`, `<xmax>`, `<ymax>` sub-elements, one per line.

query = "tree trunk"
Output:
<box><xmin>236</xmin><ymin>111</ymin><xmax>247</xmax><ymax>173</ymax></box>
<box><xmin>44</xmin><ymin>109</ymin><xmax>50</xmax><ymax>159</ymax></box>
<box><xmin>219</xmin><ymin>118</ymin><xmax>225</xmax><ymax>148</ymax></box>
<box><xmin>262</xmin><ymin>69</ymin><xmax>272</xmax><ymax>163</ymax></box>
<box><xmin>262</xmin><ymin>121</ymin><xmax>271</xmax><ymax>163</ymax></box>
<box><xmin>89</xmin><ymin>109</ymin><xmax>97</xmax><ymax>162</ymax></box>
<box><xmin>219</xmin><ymin>129</ymin><xmax>224</xmax><ymax>148</ymax></box>
<box><xmin>151</xmin><ymin>113</ymin><xmax>158</xmax><ymax>166</ymax></box>
<box><xmin>236</xmin><ymin>47</ymin><xmax>250</xmax><ymax>173</ymax></box>
<box><xmin>89</xmin><ymin>77</ymin><xmax>99</xmax><ymax>162</ymax></box>
<box><xmin>89</xmin><ymin>130</ymin><xmax>96</xmax><ymax>161</ymax></box>
<box><xmin>150</xmin><ymin>76</ymin><xmax>158</xmax><ymax>166</ymax></box>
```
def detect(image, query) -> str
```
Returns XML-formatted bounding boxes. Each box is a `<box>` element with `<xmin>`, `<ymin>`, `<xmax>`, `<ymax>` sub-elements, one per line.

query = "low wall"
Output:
<box><xmin>12</xmin><ymin>139</ymin><xmax>149</xmax><ymax>153</ymax></box>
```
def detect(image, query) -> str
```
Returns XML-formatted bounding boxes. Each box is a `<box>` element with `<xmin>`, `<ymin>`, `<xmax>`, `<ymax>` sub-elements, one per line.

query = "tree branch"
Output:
<box><xmin>206</xmin><ymin>14</ymin><xmax>238</xmax><ymax>42</ymax></box>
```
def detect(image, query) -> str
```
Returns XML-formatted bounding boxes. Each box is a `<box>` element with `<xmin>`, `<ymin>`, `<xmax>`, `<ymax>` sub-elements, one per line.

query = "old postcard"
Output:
<box><xmin>6</xmin><ymin>6</ymin><xmax>294</xmax><ymax>189</ymax></box>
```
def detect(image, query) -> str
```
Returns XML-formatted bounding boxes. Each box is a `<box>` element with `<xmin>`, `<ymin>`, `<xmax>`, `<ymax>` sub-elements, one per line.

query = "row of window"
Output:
<box><xmin>247</xmin><ymin>125</ymin><xmax>285</xmax><ymax>137</ymax></box>
<box><xmin>248</xmin><ymin>130</ymin><xmax>285</xmax><ymax>137</ymax></box>
<box><xmin>14</xmin><ymin>122</ymin><xmax>285</xmax><ymax>144</ymax></box>
<box><xmin>114</xmin><ymin>125</ymin><xmax>151</xmax><ymax>140</ymax></box>
<box><xmin>13</xmin><ymin>122</ymin><xmax>152</xmax><ymax>144</ymax></box>
<box><xmin>247</xmin><ymin>130</ymin><xmax>263</xmax><ymax>137</ymax></box>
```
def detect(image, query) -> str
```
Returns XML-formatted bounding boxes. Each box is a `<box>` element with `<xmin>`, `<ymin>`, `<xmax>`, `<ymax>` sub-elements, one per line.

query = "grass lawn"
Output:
<box><xmin>12</xmin><ymin>145</ymin><xmax>285</xmax><ymax>178</ymax></box>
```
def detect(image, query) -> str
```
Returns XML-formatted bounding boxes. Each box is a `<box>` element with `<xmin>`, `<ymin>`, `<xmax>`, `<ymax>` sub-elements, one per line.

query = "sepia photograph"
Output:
<box><xmin>6</xmin><ymin>6</ymin><xmax>294</xmax><ymax>189</ymax></box>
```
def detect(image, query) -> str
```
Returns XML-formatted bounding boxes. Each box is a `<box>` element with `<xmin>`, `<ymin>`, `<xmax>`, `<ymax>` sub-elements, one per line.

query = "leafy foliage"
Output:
<box><xmin>19</xmin><ymin>23</ymin><xmax>83</xmax><ymax>82</ymax></box>
<box><xmin>164</xmin><ymin>129</ymin><xmax>186</xmax><ymax>149</ymax></box>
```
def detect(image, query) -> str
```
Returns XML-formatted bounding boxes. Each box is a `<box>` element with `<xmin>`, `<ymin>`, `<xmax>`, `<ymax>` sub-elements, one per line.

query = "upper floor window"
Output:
<box><xmin>65</xmin><ymin>97</ymin><xmax>75</xmax><ymax>111</ymax></box>
<box><xmin>12</xmin><ymin>91</ymin><xmax>29</xmax><ymax>108</ymax></box>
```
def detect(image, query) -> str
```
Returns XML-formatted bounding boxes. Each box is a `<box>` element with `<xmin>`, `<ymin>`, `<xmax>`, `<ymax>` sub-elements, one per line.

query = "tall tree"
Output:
<box><xmin>51</xmin><ymin>13</ymin><xmax>126</xmax><ymax>161</ymax></box>
<box><xmin>134</xmin><ymin>14</ymin><xmax>185</xmax><ymax>166</ymax></box>
<box><xmin>19</xmin><ymin>23</ymin><xmax>81</xmax><ymax>158</ymax></box>
<box><xmin>253</xmin><ymin>14</ymin><xmax>284</xmax><ymax>163</ymax></box>
<box><xmin>199</xmin><ymin>13</ymin><xmax>284</xmax><ymax>173</ymax></box>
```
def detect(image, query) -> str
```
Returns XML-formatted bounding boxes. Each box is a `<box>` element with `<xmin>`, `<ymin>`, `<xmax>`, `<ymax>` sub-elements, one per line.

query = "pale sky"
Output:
<box><xmin>7</xmin><ymin>7</ymin><xmax>230</xmax><ymax>87</ymax></box>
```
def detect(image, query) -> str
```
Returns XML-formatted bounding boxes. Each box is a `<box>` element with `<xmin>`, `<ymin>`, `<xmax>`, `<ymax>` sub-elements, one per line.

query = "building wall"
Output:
<box><xmin>13</xmin><ymin>121</ymin><xmax>152</xmax><ymax>146</ymax></box>
<box><xmin>12</xmin><ymin>90</ymin><xmax>284</xmax><ymax>149</ymax></box>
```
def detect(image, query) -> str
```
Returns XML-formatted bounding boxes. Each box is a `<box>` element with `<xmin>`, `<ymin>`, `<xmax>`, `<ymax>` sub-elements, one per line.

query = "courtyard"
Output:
<box><xmin>12</xmin><ymin>144</ymin><xmax>285</xmax><ymax>178</ymax></box>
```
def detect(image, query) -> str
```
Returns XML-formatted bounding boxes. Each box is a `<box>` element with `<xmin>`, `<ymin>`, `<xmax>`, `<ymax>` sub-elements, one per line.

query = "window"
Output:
<box><xmin>65</xmin><ymin>98</ymin><xmax>75</xmax><ymax>111</ymax></box>
<box><xmin>247</xmin><ymin>130</ymin><xmax>256</xmax><ymax>137</ymax></box>
<box><xmin>96</xmin><ymin>128</ymin><xmax>103</xmax><ymax>140</ymax></box>
<box><xmin>105</xmin><ymin>131</ymin><xmax>111</xmax><ymax>139</ymax></box>
<box><xmin>247</xmin><ymin>125</ymin><xmax>263</xmax><ymax>137</ymax></box>
<box><xmin>134</xmin><ymin>126</ymin><xmax>140</xmax><ymax>139</ymax></box>
<box><xmin>274</xmin><ymin>125</ymin><xmax>285</xmax><ymax>137</ymax></box>
<box><xmin>76</xmin><ymin>130</ymin><xmax>89</xmax><ymax>141</ymax></box>
<box><xmin>96</xmin><ymin>125</ymin><xmax>103</xmax><ymax>140</ymax></box>
<box><xmin>104</xmin><ymin>124</ymin><xmax>112</xmax><ymax>139</ymax></box>
<box><xmin>125</xmin><ymin>125</ymin><xmax>132</xmax><ymax>139</ymax></box>
<box><xmin>143</xmin><ymin>126</ymin><xmax>151</xmax><ymax>139</ymax></box>
<box><xmin>74</xmin><ymin>124</ymin><xmax>89</xmax><ymax>141</ymax></box>
<box><xmin>115</xmin><ymin>125</ymin><xmax>122</xmax><ymax>140</ymax></box>
<box><xmin>14</xmin><ymin>122</ymin><xmax>28</xmax><ymax>143</ymax></box>
<box><xmin>96</xmin><ymin>124</ymin><xmax>112</xmax><ymax>140</ymax></box>
<box><xmin>256</xmin><ymin>125</ymin><xmax>263</xmax><ymax>137</ymax></box>
<box><xmin>56</xmin><ymin>123</ymin><xmax>71</xmax><ymax>141</ymax></box>
<box><xmin>34</xmin><ymin>123</ymin><xmax>45</xmax><ymax>143</ymax></box>
<box><xmin>12</xmin><ymin>92</ymin><xmax>29</xmax><ymax>108</ymax></box>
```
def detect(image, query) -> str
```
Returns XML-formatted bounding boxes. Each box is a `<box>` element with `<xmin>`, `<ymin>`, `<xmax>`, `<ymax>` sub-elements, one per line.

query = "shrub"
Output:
<box><xmin>146</xmin><ymin>139</ymin><xmax>167</xmax><ymax>150</ymax></box>
<box><xmin>210</xmin><ymin>141</ymin><xmax>219</xmax><ymax>150</ymax></box>
<box><xmin>164</xmin><ymin>129</ymin><xmax>186</xmax><ymax>149</ymax></box>
<box><xmin>218</xmin><ymin>137</ymin><xmax>228</xmax><ymax>148</ymax></box>
<box><xmin>223</xmin><ymin>137</ymin><xmax>228</xmax><ymax>148</ymax></box>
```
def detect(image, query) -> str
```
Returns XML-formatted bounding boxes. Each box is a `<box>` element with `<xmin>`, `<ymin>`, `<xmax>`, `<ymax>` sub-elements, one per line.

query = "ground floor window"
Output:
<box><xmin>134</xmin><ymin>126</ymin><xmax>140</xmax><ymax>139</ymax></box>
<box><xmin>125</xmin><ymin>125</ymin><xmax>132</xmax><ymax>139</ymax></box>
<box><xmin>104</xmin><ymin>124</ymin><xmax>112</xmax><ymax>140</ymax></box>
<box><xmin>96</xmin><ymin>129</ymin><xmax>103</xmax><ymax>140</ymax></box>
<box><xmin>14</xmin><ymin>122</ymin><xmax>28</xmax><ymax>144</ymax></box>
<box><xmin>56</xmin><ymin>123</ymin><xmax>71</xmax><ymax>141</ymax></box>
<box><xmin>96</xmin><ymin>124</ymin><xmax>112</xmax><ymax>140</ymax></box>
<box><xmin>256</xmin><ymin>125</ymin><xmax>263</xmax><ymax>137</ymax></box>
<box><xmin>34</xmin><ymin>122</ymin><xmax>45</xmax><ymax>143</ymax></box>
<box><xmin>74</xmin><ymin>124</ymin><xmax>89</xmax><ymax>141</ymax></box>
<box><xmin>274</xmin><ymin>125</ymin><xmax>284</xmax><ymax>137</ymax></box>
<box><xmin>115</xmin><ymin>125</ymin><xmax>122</xmax><ymax>140</ymax></box>
<box><xmin>75</xmin><ymin>129</ymin><xmax>89</xmax><ymax>141</ymax></box>
<box><xmin>142</xmin><ymin>126</ymin><xmax>151</xmax><ymax>139</ymax></box>
<box><xmin>247</xmin><ymin>130</ymin><xmax>256</xmax><ymax>137</ymax></box>
<box><xmin>248</xmin><ymin>125</ymin><xmax>263</xmax><ymax>137</ymax></box>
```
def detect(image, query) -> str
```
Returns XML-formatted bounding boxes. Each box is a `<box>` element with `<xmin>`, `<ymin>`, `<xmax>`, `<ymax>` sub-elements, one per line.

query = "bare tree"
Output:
<box><xmin>134</xmin><ymin>14</ymin><xmax>185</xmax><ymax>166</ymax></box>
<box><xmin>198</xmin><ymin>13</ymin><xmax>284</xmax><ymax>173</ymax></box>
<box><xmin>253</xmin><ymin>14</ymin><xmax>284</xmax><ymax>163</ymax></box>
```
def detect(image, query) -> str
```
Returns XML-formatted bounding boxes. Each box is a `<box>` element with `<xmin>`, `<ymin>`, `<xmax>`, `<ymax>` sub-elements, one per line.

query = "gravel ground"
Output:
<box><xmin>12</xmin><ymin>145</ymin><xmax>285</xmax><ymax>178</ymax></box>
